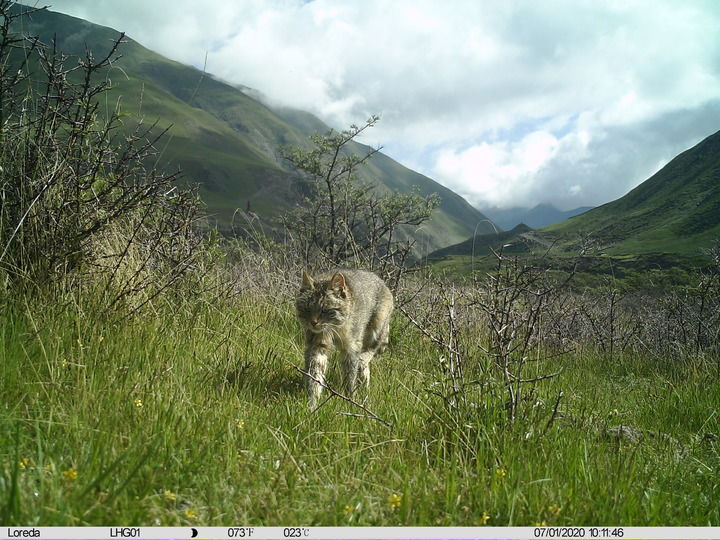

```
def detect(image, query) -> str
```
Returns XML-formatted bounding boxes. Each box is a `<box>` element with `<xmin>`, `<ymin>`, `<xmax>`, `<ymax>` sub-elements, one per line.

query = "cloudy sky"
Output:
<box><xmin>44</xmin><ymin>0</ymin><xmax>720</xmax><ymax>210</ymax></box>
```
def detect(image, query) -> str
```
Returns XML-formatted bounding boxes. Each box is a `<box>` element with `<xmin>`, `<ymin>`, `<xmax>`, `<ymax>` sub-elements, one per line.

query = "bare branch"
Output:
<box><xmin>294</xmin><ymin>365</ymin><xmax>393</xmax><ymax>428</ymax></box>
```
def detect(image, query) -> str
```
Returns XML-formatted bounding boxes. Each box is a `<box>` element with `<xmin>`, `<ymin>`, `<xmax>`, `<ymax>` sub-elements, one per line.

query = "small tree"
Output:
<box><xmin>281</xmin><ymin>116</ymin><xmax>439</xmax><ymax>287</ymax></box>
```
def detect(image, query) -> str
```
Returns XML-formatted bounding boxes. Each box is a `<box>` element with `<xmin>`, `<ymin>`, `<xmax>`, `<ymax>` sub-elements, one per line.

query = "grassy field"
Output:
<box><xmin>1</xmin><ymin>271</ymin><xmax>718</xmax><ymax>526</ymax></box>
<box><xmin>2</xmin><ymin>3</ymin><xmax>718</xmax><ymax>526</ymax></box>
<box><xmin>437</xmin><ymin>259</ymin><xmax>703</xmax><ymax>295</ymax></box>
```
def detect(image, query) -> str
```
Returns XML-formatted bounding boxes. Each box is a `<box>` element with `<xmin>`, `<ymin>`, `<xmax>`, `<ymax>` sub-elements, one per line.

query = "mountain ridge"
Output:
<box><xmin>428</xmin><ymin>128</ymin><xmax>720</xmax><ymax>264</ymax></box>
<box><xmin>543</xmin><ymin>128</ymin><xmax>720</xmax><ymax>254</ymax></box>
<box><xmin>10</xmin><ymin>4</ymin><xmax>494</xmax><ymax>253</ymax></box>
<box><xmin>481</xmin><ymin>204</ymin><xmax>594</xmax><ymax>231</ymax></box>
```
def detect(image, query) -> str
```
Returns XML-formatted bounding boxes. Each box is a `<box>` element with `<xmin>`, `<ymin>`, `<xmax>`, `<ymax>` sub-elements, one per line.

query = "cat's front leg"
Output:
<box><xmin>357</xmin><ymin>351</ymin><xmax>374</xmax><ymax>391</ymax></box>
<box><xmin>341</xmin><ymin>343</ymin><xmax>364</xmax><ymax>397</ymax></box>
<box><xmin>305</xmin><ymin>332</ymin><xmax>332</xmax><ymax>409</ymax></box>
<box><xmin>305</xmin><ymin>348</ymin><xmax>328</xmax><ymax>409</ymax></box>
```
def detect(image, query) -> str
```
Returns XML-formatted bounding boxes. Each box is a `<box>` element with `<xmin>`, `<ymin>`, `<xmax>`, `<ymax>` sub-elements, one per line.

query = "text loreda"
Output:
<box><xmin>7</xmin><ymin>529</ymin><xmax>40</xmax><ymax>538</ymax></box>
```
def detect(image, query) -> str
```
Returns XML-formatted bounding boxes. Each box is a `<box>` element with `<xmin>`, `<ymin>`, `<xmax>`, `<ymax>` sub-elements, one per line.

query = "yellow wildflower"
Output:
<box><xmin>343</xmin><ymin>504</ymin><xmax>354</xmax><ymax>514</ymax></box>
<box><xmin>548</xmin><ymin>504</ymin><xmax>561</xmax><ymax>517</ymax></box>
<box><xmin>536</xmin><ymin>521</ymin><xmax>548</xmax><ymax>526</ymax></box>
<box><xmin>134</xmin><ymin>399</ymin><xmax>143</xmax><ymax>408</ymax></box>
<box><xmin>236</xmin><ymin>420</ymin><xmax>245</xmax><ymax>429</ymax></box>
<box><xmin>63</xmin><ymin>468</ymin><xmax>78</xmax><ymax>481</ymax></box>
<box><xmin>43</xmin><ymin>464</ymin><xmax>54</xmax><ymax>475</ymax></box>
<box><xmin>18</xmin><ymin>458</ymin><xmax>30</xmax><ymax>470</ymax></box>
<box><xmin>387</xmin><ymin>493</ymin><xmax>402</xmax><ymax>510</ymax></box>
<box><xmin>184</xmin><ymin>508</ymin><xmax>197</xmax><ymax>519</ymax></box>
<box><xmin>480</xmin><ymin>512</ymin><xmax>490</xmax><ymax>525</ymax></box>
<box><xmin>495</xmin><ymin>467</ymin><xmax>507</xmax><ymax>478</ymax></box>
<box><xmin>163</xmin><ymin>489</ymin><xmax>177</xmax><ymax>502</ymax></box>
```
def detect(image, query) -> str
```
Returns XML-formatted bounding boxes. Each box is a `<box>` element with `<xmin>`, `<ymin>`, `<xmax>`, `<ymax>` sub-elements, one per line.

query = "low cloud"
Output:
<box><xmin>431</xmin><ymin>100</ymin><xmax>720</xmax><ymax>210</ymax></box>
<box><xmin>434</xmin><ymin>130</ymin><xmax>563</xmax><ymax>208</ymax></box>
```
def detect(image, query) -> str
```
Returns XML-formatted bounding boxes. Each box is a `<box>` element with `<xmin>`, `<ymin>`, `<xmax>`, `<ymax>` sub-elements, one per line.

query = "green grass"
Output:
<box><xmin>427</xmin><ymin>249</ymin><xmax>710</xmax><ymax>292</ymax></box>
<box><xmin>1</xmin><ymin>281</ymin><xmax>718</xmax><ymax>525</ymax></box>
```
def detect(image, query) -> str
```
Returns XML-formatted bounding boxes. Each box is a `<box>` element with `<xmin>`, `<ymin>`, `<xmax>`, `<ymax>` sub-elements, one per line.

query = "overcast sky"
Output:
<box><xmin>44</xmin><ymin>0</ymin><xmax>720</xmax><ymax>210</ymax></box>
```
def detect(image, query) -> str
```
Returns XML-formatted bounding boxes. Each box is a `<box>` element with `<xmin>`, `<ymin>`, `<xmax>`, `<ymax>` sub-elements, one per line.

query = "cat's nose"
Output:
<box><xmin>311</xmin><ymin>318</ymin><xmax>319</xmax><ymax>326</ymax></box>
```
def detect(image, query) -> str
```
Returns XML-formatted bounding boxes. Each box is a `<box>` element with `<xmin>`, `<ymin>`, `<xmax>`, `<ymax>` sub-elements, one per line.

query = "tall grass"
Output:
<box><xmin>1</xmin><ymin>267</ymin><xmax>718</xmax><ymax>525</ymax></box>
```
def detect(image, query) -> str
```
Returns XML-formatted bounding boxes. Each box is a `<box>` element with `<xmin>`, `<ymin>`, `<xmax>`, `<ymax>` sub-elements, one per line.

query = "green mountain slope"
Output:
<box><xmin>11</xmin><ymin>5</ymin><xmax>493</xmax><ymax>252</ymax></box>
<box><xmin>430</xmin><ymin>128</ymin><xmax>720</xmax><ymax>267</ymax></box>
<box><xmin>543</xmin><ymin>128</ymin><xmax>720</xmax><ymax>254</ymax></box>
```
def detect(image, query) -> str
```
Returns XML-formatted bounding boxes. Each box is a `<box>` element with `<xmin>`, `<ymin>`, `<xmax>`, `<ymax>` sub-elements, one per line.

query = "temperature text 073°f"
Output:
<box><xmin>228</xmin><ymin>527</ymin><xmax>254</xmax><ymax>538</ymax></box>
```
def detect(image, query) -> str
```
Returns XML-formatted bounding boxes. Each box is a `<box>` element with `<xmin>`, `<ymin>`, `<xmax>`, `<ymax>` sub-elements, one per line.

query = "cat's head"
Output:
<box><xmin>295</xmin><ymin>269</ymin><xmax>350</xmax><ymax>333</ymax></box>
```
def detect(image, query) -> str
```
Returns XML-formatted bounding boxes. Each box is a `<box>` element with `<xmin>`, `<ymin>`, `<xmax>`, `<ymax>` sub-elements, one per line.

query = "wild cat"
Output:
<box><xmin>295</xmin><ymin>268</ymin><xmax>394</xmax><ymax>408</ymax></box>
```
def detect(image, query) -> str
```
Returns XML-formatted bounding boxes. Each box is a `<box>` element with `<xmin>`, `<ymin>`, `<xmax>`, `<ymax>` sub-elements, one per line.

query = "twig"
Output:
<box><xmin>337</xmin><ymin>412</ymin><xmax>376</xmax><ymax>420</ymax></box>
<box><xmin>294</xmin><ymin>365</ymin><xmax>393</xmax><ymax>428</ymax></box>
<box><xmin>399</xmin><ymin>305</ymin><xmax>463</xmax><ymax>357</ymax></box>
<box><xmin>508</xmin><ymin>368</ymin><xmax>564</xmax><ymax>384</ymax></box>
<box><xmin>543</xmin><ymin>391</ymin><xmax>564</xmax><ymax>435</ymax></box>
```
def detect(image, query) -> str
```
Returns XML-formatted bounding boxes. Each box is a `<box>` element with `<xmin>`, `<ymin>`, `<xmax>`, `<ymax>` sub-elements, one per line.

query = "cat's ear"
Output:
<box><xmin>330</xmin><ymin>272</ymin><xmax>346</xmax><ymax>292</ymax></box>
<box><xmin>301</xmin><ymin>269</ymin><xmax>314</xmax><ymax>290</ymax></box>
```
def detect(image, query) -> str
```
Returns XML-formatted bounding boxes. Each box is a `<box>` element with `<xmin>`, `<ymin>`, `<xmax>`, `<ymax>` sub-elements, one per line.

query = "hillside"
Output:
<box><xmin>543</xmin><ymin>129</ymin><xmax>720</xmax><ymax>255</ymax></box>
<box><xmin>427</xmin><ymin>224</ymin><xmax>532</xmax><ymax>260</ymax></box>
<box><xmin>430</xmin><ymin>129</ymin><xmax>720</xmax><ymax>270</ymax></box>
<box><xmin>10</xmin><ymin>4</ymin><xmax>494</xmax><ymax>253</ymax></box>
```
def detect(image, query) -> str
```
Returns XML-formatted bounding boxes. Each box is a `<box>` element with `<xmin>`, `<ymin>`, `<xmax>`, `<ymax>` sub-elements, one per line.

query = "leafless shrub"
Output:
<box><xmin>634</xmin><ymin>259</ymin><xmax>720</xmax><ymax>363</ymax></box>
<box><xmin>576</xmin><ymin>283</ymin><xmax>643</xmax><ymax>362</ymax></box>
<box><xmin>525</xmin><ymin>244</ymin><xmax>720</xmax><ymax>367</ymax></box>
<box><xmin>402</xmin><ymin>247</ymin><xmax>567</xmax><ymax>428</ymax></box>
<box><xmin>0</xmin><ymin>3</ymin><xmax>205</xmax><ymax>310</ymax></box>
<box><xmin>222</xmin><ymin>233</ymin><xmax>303</xmax><ymax>300</ymax></box>
<box><xmin>474</xmin><ymin>247</ymin><xmax>566</xmax><ymax>421</ymax></box>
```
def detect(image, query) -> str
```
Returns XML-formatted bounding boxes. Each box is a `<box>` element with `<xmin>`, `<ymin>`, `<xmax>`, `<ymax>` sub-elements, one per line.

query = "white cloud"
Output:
<box><xmin>46</xmin><ymin>0</ymin><xmax>720</xmax><ymax>210</ymax></box>
<box><xmin>434</xmin><ymin>130</ymin><xmax>563</xmax><ymax>208</ymax></box>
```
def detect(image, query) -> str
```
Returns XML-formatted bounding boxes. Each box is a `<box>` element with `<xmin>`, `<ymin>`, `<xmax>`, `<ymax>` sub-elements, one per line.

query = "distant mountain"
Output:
<box><xmin>544</xmin><ymin>129</ymin><xmax>720</xmax><ymax>255</ymax></box>
<box><xmin>10</xmin><ymin>5</ymin><xmax>494</xmax><ymax>253</ymax></box>
<box><xmin>481</xmin><ymin>204</ymin><xmax>593</xmax><ymax>230</ymax></box>
<box><xmin>429</xmin><ymin>129</ymin><xmax>720</xmax><ymax>264</ymax></box>
<box><xmin>427</xmin><ymin>224</ymin><xmax>532</xmax><ymax>260</ymax></box>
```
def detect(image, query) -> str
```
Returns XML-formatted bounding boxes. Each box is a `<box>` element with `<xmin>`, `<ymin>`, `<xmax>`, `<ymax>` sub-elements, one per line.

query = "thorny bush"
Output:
<box><xmin>0</xmin><ymin>2</ymin><xmax>204</xmax><ymax>310</ymax></box>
